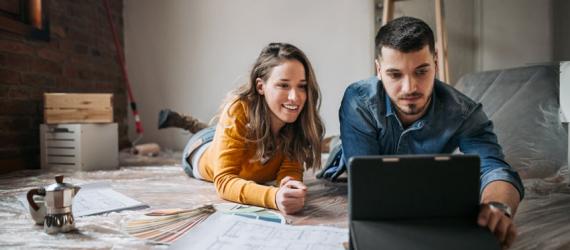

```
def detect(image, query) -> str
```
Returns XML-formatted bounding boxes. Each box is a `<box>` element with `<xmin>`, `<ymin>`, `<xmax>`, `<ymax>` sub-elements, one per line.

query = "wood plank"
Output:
<box><xmin>44</xmin><ymin>130</ymin><xmax>77</xmax><ymax>139</ymax></box>
<box><xmin>382</xmin><ymin>0</ymin><xmax>394</xmax><ymax>25</ymax></box>
<box><xmin>44</xmin><ymin>93</ymin><xmax>113</xmax><ymax>109</ymax></box>
<box><xmin>435</xmin><ymin>0</ymin><xmax>449</xmax><ymax>83</ymax></box>
<box><xmin>46</xmin><ymin>139</ymin><xmax>76</xmax><ymax>148</ymax></box>
<box><xmin>44</xmin><ymin>93</ymin><xmax>113</xmax><ymax>124</ymax></box>
<box><xmin>44</xmin><ymin>108</ymin><xmax>113</xmax><ymax>124</ymax></box>
<box><xmin>46</xmin><ymin>147</ymin><xmax>76</xmax><ymax>156</ymax></box>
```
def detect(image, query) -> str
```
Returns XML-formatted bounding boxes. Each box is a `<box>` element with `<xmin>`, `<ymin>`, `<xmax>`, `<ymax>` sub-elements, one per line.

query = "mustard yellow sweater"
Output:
<box><xmin>197</xmin><ymin>100</ymin><xmax>303</xmax><ymax>209</ymax></box>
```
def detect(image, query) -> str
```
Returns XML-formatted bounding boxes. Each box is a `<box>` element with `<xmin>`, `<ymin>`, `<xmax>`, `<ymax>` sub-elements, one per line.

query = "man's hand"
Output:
<box><xmin>478</xmin><ymin>203</ymin><xmax>517</xmax><ymax>249</ymax></box>
<box><xmin>479</xmin><ymin>181</ymin><xmax>521</xmax><ymax>249</ymax></box>
<box><xmin>276</xmin><ymin>176</ymin><xmax>307</xmax><ymax>215</ymax></box>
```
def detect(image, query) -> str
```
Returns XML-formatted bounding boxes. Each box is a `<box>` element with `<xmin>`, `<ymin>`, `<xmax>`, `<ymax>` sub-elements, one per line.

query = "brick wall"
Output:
<box><xmin>0</xmin><ymin>0</ymin><xmax>129</xmax><ymax>174</ymax></box>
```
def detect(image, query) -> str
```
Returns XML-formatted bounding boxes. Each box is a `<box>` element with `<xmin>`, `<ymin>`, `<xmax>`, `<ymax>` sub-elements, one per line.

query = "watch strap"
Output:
<box><xmin>487</xmin><ymin>201</ymin><xmax>513</xmax><ymax>218</ymax></box>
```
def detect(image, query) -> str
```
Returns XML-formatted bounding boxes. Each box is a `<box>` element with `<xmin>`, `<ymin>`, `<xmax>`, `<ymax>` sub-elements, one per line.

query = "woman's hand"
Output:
<box><xmin>276</xmin><ymin>176</ymin><xmax>307</xmax><ymax>215</ymax></box>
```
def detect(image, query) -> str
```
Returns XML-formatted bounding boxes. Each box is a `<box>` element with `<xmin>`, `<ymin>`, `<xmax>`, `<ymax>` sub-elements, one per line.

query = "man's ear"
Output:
<box><xmin>433</xmin><ymin>50</ymin><xmax>439</xmax><ymax>75</ymax></box>
<box><xmin>375</xmin><ymin>59</ymin><xmax>382</xmax><ymax>80</ymax></box>
<box><xmin>256</xmin><ymin>78</ymin><xmax>264</xmax><ymax>95</ymax></box>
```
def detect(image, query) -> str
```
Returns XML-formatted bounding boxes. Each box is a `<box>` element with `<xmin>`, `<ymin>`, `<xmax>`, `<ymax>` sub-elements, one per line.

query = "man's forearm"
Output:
<box><xmin>481</xmin><ymin>180</ymin><xmax>521</xmax><ymax>216</ymax></box>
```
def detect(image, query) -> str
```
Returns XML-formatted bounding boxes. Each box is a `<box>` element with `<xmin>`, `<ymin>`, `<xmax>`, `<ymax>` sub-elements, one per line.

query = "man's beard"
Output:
<box><xmin>394</xmin><ymin>93</ymin><xmax>431</xmax><ymax>116</ymax></box>
<box><xmin>396</xmin><ymin>103</ymin><xmax>421</xmax><ymax>115</ymax></box>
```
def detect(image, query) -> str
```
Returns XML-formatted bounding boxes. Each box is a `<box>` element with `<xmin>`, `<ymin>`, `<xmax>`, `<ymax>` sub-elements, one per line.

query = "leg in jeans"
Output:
<box><xmin>181</xmin><ymin>127</ymin><xmax>216</xmax><ymax>178</ymax></box>
<box><xmin>158</xmin><ymin>109</ymin><xmax>209</xmax><ymax>133</ymax></box>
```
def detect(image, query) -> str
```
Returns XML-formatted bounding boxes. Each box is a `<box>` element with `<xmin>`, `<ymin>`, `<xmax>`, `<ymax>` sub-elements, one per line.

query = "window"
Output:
<box><xmin>0</xmin><ymin>0</ymin><xmax>49</xmax><ymax>41</ymax></box>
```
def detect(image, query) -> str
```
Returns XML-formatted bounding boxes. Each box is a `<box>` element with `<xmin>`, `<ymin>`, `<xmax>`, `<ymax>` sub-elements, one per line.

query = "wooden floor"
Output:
<box><xmin>0</xmin><ymin>152</ymin><xmax>568</xmax><ymax>249</ymax></box>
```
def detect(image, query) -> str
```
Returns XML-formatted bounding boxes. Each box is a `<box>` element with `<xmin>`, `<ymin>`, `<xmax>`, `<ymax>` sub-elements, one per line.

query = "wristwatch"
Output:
<box><xmin>487</xmin><ymin>201</ymin><xmax>513</xmax><ymax>218</ymax></box>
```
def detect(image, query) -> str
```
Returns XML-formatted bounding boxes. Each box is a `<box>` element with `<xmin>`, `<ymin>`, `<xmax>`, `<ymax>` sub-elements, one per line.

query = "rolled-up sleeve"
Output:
<box><xmin>457</xmin><ymin>104</ymin><xmax>525</xmax><ymax>200</ymax></box>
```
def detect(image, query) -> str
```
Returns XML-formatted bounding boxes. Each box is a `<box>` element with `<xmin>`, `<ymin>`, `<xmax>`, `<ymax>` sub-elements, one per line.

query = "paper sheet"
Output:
<box><xmin>168</xmin><ymin>212</ymin><xmax>348</xmax><ymax>250</ymax></box>
<box><xmin>19</xmin><ymin>182</ymin><xmax>148</xmax><ymax>217</ymax></box>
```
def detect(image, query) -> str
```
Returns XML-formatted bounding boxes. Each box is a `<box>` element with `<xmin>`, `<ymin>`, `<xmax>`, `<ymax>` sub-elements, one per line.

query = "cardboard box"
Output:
<box><xmin>44</xmin><ymin>93</ymin><xmax>113</xmax><ymax>124</ymax></box>
<box><xmin>40</xmin><ymin>123</ymin><xmax>119</xmax><ymax>171</ymax></box>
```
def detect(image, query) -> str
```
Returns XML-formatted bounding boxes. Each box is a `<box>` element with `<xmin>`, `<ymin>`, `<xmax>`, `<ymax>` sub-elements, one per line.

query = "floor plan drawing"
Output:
<box><xmin>169</xmin><ymin>212</ymin><xmax>348</xmax><ymax>250</ymax></box>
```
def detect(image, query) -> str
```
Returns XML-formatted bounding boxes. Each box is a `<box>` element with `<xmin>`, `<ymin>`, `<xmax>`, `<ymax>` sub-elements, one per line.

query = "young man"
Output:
<box><xmin>325</xmin><ymin>16</ymin><xmax>524</xmax><ymax>248</ymax></box>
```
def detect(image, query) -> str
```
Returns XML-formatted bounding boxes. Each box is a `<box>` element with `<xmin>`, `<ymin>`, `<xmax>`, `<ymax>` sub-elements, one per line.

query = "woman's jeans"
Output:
<box><xmin>181</xmin><ymin>127</ymin><xmax>215</xmax><ymax>178</ymax></box>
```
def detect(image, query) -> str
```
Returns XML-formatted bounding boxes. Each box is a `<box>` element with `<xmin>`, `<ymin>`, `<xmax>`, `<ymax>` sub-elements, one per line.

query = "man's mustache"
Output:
<box><xmin>398</xmin><ymin>92</ymin><xmax>423</xmax><ymax>99</ymax></box>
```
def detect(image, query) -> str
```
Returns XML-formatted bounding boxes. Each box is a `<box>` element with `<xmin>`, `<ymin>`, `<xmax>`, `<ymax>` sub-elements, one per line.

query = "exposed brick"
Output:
<box><xmin>0</xmin><ymin>68</ymin><xmax>21</xmax><ymax>84</ymax></box>
<box><xmin>0</xmin><ymin>52</ymin><xmax>30</xmax><ymax>71</ymax></box>
<box><xmin>0</xmin><ymin>30</ymin><xmax>23</xmax><ymax>41</ymax></box>
<box><xmin>60</xmin><ymin>40</ymin><xmax>90</xmax><ymax>56</ymax></box>
<box><xmin>37</xmin><ymin>48</ymin><xmax>66</xmax><ymax>63</ymax></box>
<box><xmin>55</xmin><ymin>77</ymin><xmax>77</xmax><ymax>89</ymax></box>
<box><xmin>16</xmin><ymin>83</ymin><xmax>43</xmax><ymax>100</ymax></box>
<box><xmin>0</xmin><ymin>117</ymin><xmax>32</xmax><ymax>131</ymax></box>
<box><xmin>21</xmin><ymin>72</ymin><xmax>56</xmax><ymax>87</ymax></box>
<box><xmin>51</xmin><ymin>13</ymin><xmax>71</xmax><ymax>29</ymax></box>
<box><xmin>30</xmin><ymin>58</ymin><xmax>63</xmax><ymax>75</ymax></box>
<box><xmin>0</xmin><ymin>99</ymin><xmax>38</xmax><ymax>116</ymax></box>
<box><xmin>78</xmin><ymin>68</ymin><xmax>94</xmax><ymax>80</ymax></box>
<box><xmin>96</xmin><ymin>81</ymin><xmax>115</xmax><ymax>91</ymax></box>
<box><xmin>0</xmin><ymin>148</ymin><xmax>21</xmax><ymax>159</ymax></box>
<box><xmin>67</xmin><ymin>27</ymin><xmax>93</xmax><ymax>44</ymax></box>
<box><xmin>0</xmin><ymin>0</ymin><xmax>127</xmax><ymax>171</ymax></box>
<box><xmin>20</xmin><ymin>146</ymin><xmax>40</xmax><ymax>158</ymax></box>
<box><xmin>0</xmin><ymin>85</ymin><xmax>32</xmax><ymax>100</ymax></box>
<box><xmin>49</xmin><ymin>0</ymin><xmax>64</xmax><ymax>12</ymax></box>
<box><xmin>69</xmin><ymin>2</ymin><xmax>96</xmax><ymax>19</ymax></box>
<box><xmin>51</xmin><ymin>24</ymin><xmax>67</xmax><ymax>39</ymax></box>
<box><xmin>90</xmin><ymin>48</ymin><xmax>102</xmax><ymax>57</ymax></box>
<box><xmin>0</xmin><ymin>133</ymin><xmax>38</xmax><ymax>147</ymax></box>
<box><xmin>99</xmin><ymin>40</ymin><xmax>117</xmax><ymax>54</ymax></box>
<box><xmin>70</xmin><ymin>55</ymin><xmax>96</xmax><ymax>69</ymax></box>
<box><xmin>0</xmin><ymin>85</ymin><xmax>11</xmax><ymax>99</ymax></box>
<box><xmin>62</xmin><ymin>64</ymin><xmax>79</xmax><ymax>78</ymax></box>
<box><xmin>0</xmin><ymin>39</ymin><xmax>34</xmax><ymax>55</ymax></box>
<box><xmin>74</xmin><ymin>43</ymin><xmax>88</xmax><ymax>55</ymax></box>
<box><xmin>26</xmin><ymin>38</ymin><xmax>60</xmax><ymax>51</ymax></box>
<box><xmin>59</xmin><ymin>40</ymin><xmax>75</xmax><ymax>55</ymax></box>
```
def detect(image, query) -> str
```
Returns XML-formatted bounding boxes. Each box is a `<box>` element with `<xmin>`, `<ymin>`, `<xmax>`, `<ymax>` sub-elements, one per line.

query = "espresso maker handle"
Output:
<box><xmin>26</xmin><ymin>188</ymin><xmax>46</xmax><ymax>211</ymax></box>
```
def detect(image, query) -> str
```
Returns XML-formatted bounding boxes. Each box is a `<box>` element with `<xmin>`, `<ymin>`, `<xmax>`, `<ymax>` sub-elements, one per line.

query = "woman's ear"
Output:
<box><xmin>256</xmin><ymin>78</ymin><xmax>264</xmax><ymax>95</ymax></box>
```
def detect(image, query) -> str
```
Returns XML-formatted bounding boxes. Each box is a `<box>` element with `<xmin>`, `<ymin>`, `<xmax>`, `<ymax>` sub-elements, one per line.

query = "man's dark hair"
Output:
<box><xmin>375</xmin><ymin>16</ymin><xmax>435</xmax><ymax>58</ymax></box>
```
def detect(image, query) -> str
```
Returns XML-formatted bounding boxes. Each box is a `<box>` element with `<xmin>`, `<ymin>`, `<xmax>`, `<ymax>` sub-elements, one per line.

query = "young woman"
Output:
<box><xmin>165</xmin><ymin>43</ymin><xmax>324</xmax><ymax>214</ymax></box>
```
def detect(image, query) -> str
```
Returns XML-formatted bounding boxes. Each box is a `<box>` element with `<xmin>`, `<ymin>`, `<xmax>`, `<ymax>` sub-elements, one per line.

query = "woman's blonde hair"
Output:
<box><xmin>224</xmin><ymin>43</ymin><xmax>324</xmax><ymax>169</ymax></box>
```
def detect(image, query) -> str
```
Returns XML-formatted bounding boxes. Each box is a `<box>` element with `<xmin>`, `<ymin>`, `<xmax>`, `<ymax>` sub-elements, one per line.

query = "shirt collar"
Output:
<box><xmin>383</xmin><ymin>82</ymin><xmax>437</xmax><ymax>128</ymax></box>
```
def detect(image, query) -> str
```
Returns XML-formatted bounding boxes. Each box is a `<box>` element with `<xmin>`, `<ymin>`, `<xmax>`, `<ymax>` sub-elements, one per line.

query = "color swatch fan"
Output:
<box><xmin>125</xmin><ymin>203</ymin><xmax>285</xmax><ymax>244</ymax></box>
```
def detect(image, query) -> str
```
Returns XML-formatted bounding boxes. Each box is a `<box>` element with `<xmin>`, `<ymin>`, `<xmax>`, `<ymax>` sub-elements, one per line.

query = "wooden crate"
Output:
<box><xmin>44</xmin><ymin>93</ymin><xmax>113</xmax><ymax>124</ymax></box>
<box><xmin>40</xmin><ymin>123</ymin><xmax>119</xmax><ymax>171</ymax></box>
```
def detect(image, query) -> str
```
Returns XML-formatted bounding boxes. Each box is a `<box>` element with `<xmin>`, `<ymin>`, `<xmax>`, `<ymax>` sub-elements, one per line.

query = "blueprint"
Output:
<box><xmin>168</xmin><ymin>212</ymin><xmax>348</xmax><ymax>250</ymax></box>
<box><xmin>19</xmin><ymin>182</ymin><xmax>148</xmax><ymax>217</ymax></box>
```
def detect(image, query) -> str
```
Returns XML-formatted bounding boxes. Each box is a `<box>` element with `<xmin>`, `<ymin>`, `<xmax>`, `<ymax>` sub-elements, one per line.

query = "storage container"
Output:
<box><xmin>40</xmin><ymin>123</ymin><xmax>118</xmax><ymax>171</ymax></box>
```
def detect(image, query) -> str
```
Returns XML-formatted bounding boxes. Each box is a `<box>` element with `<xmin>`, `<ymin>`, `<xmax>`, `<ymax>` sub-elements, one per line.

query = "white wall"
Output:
<box><xmin>475</xmin><ymin>0</ymin><xmax>553</xmax><ymax>71</ymax></box>
<box><xmin>124</xmin><ymin>0</ymin><xmax>375</xmax><ymax>150</ymax></box>
<box><xmin>124</xmin><ymin>0</ymin><xmax>564</xmax><ymax>150</ymax></box>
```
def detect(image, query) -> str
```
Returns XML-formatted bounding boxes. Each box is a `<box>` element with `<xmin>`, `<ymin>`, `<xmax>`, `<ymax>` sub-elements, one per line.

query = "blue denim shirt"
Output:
<box><xmin>339</xmin><ymin>76</ymin><xmax>524</xmax><ymax>199</ymax></box>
